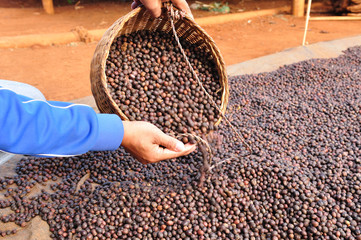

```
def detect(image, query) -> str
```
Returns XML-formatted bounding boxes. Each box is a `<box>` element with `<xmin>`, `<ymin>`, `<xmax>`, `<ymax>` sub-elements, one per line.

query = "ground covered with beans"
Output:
<box><xmin>0</xmin><ymin>46</ymin><xmax>360</xmax><ymax>240</ymax></box>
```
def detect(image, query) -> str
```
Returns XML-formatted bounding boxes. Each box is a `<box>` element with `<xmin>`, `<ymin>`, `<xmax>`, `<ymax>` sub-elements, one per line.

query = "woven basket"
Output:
<box><xmin>90</xmin><ymin>5</ymin><xmax>229</xmax><ymax>126</ymax></box>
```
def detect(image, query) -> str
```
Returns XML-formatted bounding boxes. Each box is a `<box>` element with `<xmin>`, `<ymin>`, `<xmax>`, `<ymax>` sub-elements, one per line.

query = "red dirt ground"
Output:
<box><xmin>0</xmin><ymin>0</ymin><xmax>360</xmax><ymax>101</ymax></box>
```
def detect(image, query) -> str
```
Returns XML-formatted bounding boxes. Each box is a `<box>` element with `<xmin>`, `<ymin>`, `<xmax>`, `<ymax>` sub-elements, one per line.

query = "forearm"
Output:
<box><xmin>0</xmin><ymin>88</ymin><xmax>124</xmax><ymax>157</ymax></box>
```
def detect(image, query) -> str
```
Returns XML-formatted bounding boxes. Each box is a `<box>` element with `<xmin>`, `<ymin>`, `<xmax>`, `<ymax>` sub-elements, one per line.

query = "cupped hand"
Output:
<box><xmin>121</xmin><ymin>121</ymin><xmax>196</xmax><ymax>164</ymax></box>
<box><xmin>131</xmin><ymin>0</ymin><xmax>193</xmax><ymax>19</ymax></box>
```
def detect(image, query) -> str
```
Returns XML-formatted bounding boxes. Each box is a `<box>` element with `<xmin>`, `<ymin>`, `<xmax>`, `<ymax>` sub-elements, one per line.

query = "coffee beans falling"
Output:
<box><xmin>105</xmin><ymin>30</ymin><xmax>223</xmax><ymax>137</ymax></box>
<box><xmin>0</xmin><ymin>46</ymin><xmax>360</xmax><ymax>239</ymax></box>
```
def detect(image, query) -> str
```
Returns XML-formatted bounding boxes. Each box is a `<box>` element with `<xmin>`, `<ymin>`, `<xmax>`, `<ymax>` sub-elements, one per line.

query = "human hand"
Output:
<box><xmin>121</xmin><ymin>121</ymin><xmax>197</xmax><ymax>164</ymax></box>
<box><xmin>131</xmin><ymin>0</ymin><xmax>193</xmax><ymax>19</ymax></box>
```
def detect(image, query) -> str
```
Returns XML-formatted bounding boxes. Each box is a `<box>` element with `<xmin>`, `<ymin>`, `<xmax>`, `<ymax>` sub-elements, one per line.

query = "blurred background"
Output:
<box><xmin>0</xmin><ymin>0</ymin><xmax>360</xmax><ymax>101</ymax></box>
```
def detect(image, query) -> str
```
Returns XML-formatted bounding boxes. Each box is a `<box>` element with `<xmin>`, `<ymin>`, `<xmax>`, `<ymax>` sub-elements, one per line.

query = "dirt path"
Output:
<box><xmin>0</xmin><ymin>1</ymin><xmax>360</xmax><ymax>101</ymax></box>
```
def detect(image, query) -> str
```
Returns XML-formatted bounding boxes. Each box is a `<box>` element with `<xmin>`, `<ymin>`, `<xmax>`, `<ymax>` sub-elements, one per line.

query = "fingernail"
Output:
<box><xmin>175</xmin><ymin>141</ymin><xmax>185</xmax><ymax>152</ymax></box>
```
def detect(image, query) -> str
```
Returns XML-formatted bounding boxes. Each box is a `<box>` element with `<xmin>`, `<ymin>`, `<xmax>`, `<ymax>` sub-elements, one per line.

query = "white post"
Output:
<box><xmin>302</xmin><ymin>0</ymin><xmax>313</xmax><ymax>46</ymax></box>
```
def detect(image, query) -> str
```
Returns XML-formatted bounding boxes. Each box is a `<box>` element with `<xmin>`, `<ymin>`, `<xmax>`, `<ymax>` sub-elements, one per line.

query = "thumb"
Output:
<box><xmin>157</xmin><ymin>134</ymin><xmax>185</xmax><ymax>152</ymax></box>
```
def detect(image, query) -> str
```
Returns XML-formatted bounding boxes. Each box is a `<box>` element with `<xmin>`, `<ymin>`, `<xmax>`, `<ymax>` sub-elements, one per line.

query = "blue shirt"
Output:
<box><xmin>0</xmin><ymin>86</ymin><xmax>124</xmax><ymax>157</ymax></box>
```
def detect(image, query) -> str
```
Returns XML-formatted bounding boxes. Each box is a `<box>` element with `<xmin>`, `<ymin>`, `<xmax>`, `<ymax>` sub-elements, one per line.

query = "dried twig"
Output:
<box><xmin>175</xmin><ymin>133</ymin><xmax>212</xmax><ymax>187</ymax></box>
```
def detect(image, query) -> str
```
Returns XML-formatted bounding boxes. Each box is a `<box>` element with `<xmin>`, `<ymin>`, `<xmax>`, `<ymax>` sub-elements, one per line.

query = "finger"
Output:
<box><xmin>172</xmin><ymin>0</ymin><xmax>193</xmax><ymax>19</ymax></box>
<box><xmin>140</xmin><ymin>0</ymin><xmax>162</xmax><ymax>17</ymax></box>
<box><xmin>137</xmin><ymin>158</ymin><xmax>150</xmax><ymax>164</ymax></box>
<box><xmin>131</xmin><ymin>0</ymin><xmax>142</xmax><ymax>9</ymax></box>
<box><xmin>154</xmin><ymin>143</ymin><xmax>197</xmax><ymax>162</ymax></box>
<box><xmin>156</xmin><ymin>133</ymin><xmax>186</xmax><ymax>152</ymax></box>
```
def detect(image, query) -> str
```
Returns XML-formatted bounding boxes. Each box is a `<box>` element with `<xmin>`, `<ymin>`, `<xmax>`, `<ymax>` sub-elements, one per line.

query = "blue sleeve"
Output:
<box><xmin>0</xmin><ymin>87</ymin><xmax>124</xmax><ymax>157</ymax></box>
